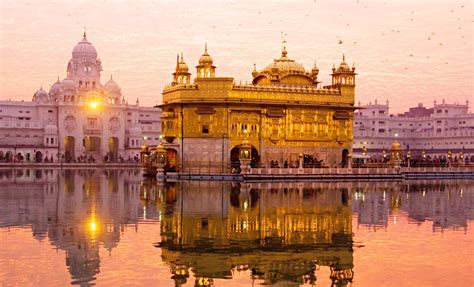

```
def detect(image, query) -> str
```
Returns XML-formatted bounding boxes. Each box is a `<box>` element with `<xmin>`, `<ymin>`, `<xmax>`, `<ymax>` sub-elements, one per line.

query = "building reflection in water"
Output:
<box><xmin>0</xmin><ymin>169</ymin><xmax>472</xmax><ymax>286</ymax></box>
<box><xmin>351</xmin><ymin>181</ymin><xmax>473</xmax><ymax>232</ymax></box>
<box><xmin>146</xmin><ymin>181</ymin><xmax>354</xmax><ymax>286</ymax></box>
<box><xmin>0</xmin><ymin>168</ymin><xmax>142</xmax><ymax>286</ymax></box>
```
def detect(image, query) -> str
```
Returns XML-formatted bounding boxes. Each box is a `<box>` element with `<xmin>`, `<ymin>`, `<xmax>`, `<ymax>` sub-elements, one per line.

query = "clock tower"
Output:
<box><xmin>66</xmin><ymin>31</ymin><xmax>103</xmax><ymax>91</ymax></box>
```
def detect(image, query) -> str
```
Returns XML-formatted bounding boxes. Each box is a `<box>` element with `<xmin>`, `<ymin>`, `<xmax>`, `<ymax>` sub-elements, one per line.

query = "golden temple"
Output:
<box><xmin>159</xmin><ymin>41</ymin><xmax>356</xmax><ymax>172</ymax></box>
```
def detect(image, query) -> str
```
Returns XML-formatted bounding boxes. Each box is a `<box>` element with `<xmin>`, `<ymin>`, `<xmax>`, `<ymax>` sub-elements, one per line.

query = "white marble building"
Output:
<box><xmin>354</xmin><ymin>100</ymin><xmax>474</xmax><ymax>161</ymax></box>
<box><xmin>0</xmin><ymin>32</ymin><xmax>161</xmax><ymax>163</ymax></box>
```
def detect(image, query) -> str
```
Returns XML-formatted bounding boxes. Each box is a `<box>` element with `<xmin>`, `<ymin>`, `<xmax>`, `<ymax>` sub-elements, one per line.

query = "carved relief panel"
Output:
<box><xmin>109</xmin><ymin>117</ymin><xmax>120</xmax><ymax>134</ymax></box>
<box><xmin>65</xmin><ymin>116</ymin><xmax>76</xmax><ymax>134</ymax></box>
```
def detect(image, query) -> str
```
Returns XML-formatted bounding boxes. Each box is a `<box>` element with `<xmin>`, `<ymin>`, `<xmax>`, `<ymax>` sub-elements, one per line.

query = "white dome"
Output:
<box><xmin>32</xmin><ymin>87</ymin><xmax>50</xmax><ymax>103</ymax></box>
<box><xmin>49</xmin><ymin>78</ymin><xmax>62</xmax><ymax>96</ymax></box>
<box><xmin>105</xmin><ymin>76</ymin><xmax>120</xmax><ymax>92</ymax></box>
<box><xmin>60</xmin><ymin>77</ymin><xmax>75</xmax><ymax>91</ymax></box>
<box><xmin>72</xmin><ymin>34</ymin><xmax>97</xmax><ymax>60</ymax></box>
<box><xmin>44</xmin><ymin>124</ymin><xmax>58</xmax><ymax>134</ymax></box>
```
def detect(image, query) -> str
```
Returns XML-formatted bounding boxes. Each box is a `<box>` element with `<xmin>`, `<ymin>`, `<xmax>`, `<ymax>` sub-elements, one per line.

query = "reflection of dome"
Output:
<box><xmin>44</xmin><ymin>124</ymin><xmax>58</xmax><ymax>134</ymax></box>
<box><xmin>105</xmin><ymin>75</ymin><xmax>120</xmax><ymax>92</ymax></box>
<box><xmin>72</xmin><ymin>32</ymin><xmax>98</xmax><ymax>60</ymax></box>
<box><xmin>32</xmin><ymin>87</ymin><xmax>50</xmax><ymax>103</ymax></box>
<box><xmin>49</xmin><ymin>77</ymin><xmax>62</xmax><ymax>96</ymax></box>
<box><xmin>261</xmin><ymin>49</ymin><xmax>306</xmax><ymax>74</ymax></box>
<box><xmin>60</xmin><ymin>77</ymin><xmax>76</xmax><ymax>91</ymax></box>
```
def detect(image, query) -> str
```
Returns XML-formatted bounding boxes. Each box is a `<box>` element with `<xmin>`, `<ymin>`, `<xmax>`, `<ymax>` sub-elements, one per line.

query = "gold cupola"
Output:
<box><xmin>252</xmin><ymin>41</ymin><xmax>317</xmax><ymax>86</ymax></box>
<box><xmin>196</xmin><ymin>43</ymin><xmax>216</xmax><ymax>78</ymax></box>
<box><xmin>173</xmin><ymin>52</ymin><xmax>191</xmax><ymax>85</ymax></box>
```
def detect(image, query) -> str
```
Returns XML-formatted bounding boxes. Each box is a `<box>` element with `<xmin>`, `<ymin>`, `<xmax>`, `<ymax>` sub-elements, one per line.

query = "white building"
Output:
<box><xmin>354</xmin><ymin>100</ymin><xmax>474</xmax><ymax>161</ymax></box>
<box><xmin>0</xmin><ymin>32</ymin><xmax>161</xmax><ymax>163</ymax></box>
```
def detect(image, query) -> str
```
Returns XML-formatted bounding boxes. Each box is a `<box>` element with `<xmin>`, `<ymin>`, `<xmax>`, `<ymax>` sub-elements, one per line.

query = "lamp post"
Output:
<box><xmin>239</xmin><ymin>130</ymin><xmax>252</xmax><ymax>174</ymax></box>
<box><xmin>406</xmin><ymin>149</ymin><xmax>411</xmax><ymax>169</ymax></box>
<box><xmin>447</xmin><ymin>150</ymin><xmax>452</xmax><ymax>167</ymax></box>
<box><xmin>460</xmin><ymin>151</ymin><xmax>464</xmax><ymax>166</ymax></box>
<box><xmin>155</xmin><ymin>143</ymin><xmax>167</xmax><ymax>179</ymax></box>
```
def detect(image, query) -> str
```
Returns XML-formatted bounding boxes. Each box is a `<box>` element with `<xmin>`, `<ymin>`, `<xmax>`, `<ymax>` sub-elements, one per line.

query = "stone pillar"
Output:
<box><xmin>298</xmin><ymin>153</ymin><xmax>304</xmax><ymax>174</ymax></box>
<box><xmin>347</xmin><ymin>153</ymin><xmax>352</xmax><ymax>174</ymax></box>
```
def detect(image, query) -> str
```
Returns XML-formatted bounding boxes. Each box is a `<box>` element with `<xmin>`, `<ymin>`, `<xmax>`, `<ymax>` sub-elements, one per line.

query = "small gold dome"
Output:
<box><xmin>199</xmin><ymin>43</ymin><xmax>213</xmax><ymax>64</ymax></box>
<box><xmin>337</xmin><ymin>54</ymin><xmax>351</xmax><ymax>72</ymax></box>
<box><xmin>178</xmin><ymin>53</ymin><xmax>189</xmax><ymax>72</ymax></box>
<box><xmin>311</xmin><ymin>62</ymin><xmax>319</xmax><ymax>74</ymax></box>
<box><xmin>391</xmin><ymin>141</ymin><xmax>402</xmax><ymax>150</ymax></box>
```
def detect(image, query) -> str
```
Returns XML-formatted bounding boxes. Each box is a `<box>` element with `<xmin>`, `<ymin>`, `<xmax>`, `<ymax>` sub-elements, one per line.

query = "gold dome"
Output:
<box><xmin>311</xmin><ymin>61</ymin><xmax>319</xmax><ymax>74</ymax></box>
<box><xmin>261</xmin><ymin>48</ymin><xmax>306</xmax><ymax>74</ymax></box>
<box><xmin>391</xmin><ymin>141</ymin><xmax>402</xmax><ymax>150</ymax></box>
<box><xmin>337</xmin><ymin>54</ymin><xmax>351</xmax><ymax>72</ymax></box>
<box><xmin>178</xmin><ymin>53</ymin><xmax>189</xmax><ymax>72</ymax></box>
<box><xmin>198</xmin><ymin>43</ymin><xmax>213</xmax><ymax>65</ymax></box>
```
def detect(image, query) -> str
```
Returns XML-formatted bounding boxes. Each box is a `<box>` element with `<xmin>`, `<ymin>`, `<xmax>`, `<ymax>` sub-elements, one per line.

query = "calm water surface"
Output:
<box><xmin>0</xmin><ymin>169</ymin><xmax>472</xmax><ymax>286</ymax></box>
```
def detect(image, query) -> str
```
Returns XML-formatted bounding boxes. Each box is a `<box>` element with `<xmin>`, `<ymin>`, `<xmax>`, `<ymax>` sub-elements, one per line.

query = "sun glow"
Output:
<box><xmin>89</xmin><ymin>101</ymin><xmax>98</xmax><ymax>109</ymax></box>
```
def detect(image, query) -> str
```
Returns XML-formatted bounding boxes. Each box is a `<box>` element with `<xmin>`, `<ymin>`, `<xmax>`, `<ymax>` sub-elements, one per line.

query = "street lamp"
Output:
<box><xmin>406</xmin><ymin>149</ymin><xmax>411</xmax><ymax>168</ymax></box>
<box><xmin>447</xmin><ymin>150</ymin><xmax>452</xmax><ymax>167</ymax></box>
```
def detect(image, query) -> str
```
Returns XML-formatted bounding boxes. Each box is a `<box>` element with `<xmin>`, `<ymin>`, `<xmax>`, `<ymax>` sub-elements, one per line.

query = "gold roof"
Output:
<box><xmin>337</xmin><ymin>54</ymin><xmax>351</xmax><ymax>72</ymax></box>
<box><xmin>261</xmin><ymin>47</ymin><xmax>306</xmax><ymax>74</ymax></box>
<box><xmin>198</xmin><ymin>43</ymin><xmax>213</xmax><ymax>65</ymax></box>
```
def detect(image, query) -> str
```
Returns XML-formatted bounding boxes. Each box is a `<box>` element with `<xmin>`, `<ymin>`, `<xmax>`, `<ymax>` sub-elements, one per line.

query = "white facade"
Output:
<box><xmin>354</xmin><ymin>100</ymin><xmax>474</xmax><ymax>160</ymax></box>
<box><xmin>0</xmin><ymin>33</ymin><xmax>161</xmax><ymax>163</ymax></box>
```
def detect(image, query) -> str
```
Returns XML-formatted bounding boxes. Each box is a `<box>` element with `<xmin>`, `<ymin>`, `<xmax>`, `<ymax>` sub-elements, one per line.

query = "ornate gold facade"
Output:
<box><xmin>160</xmin><ymin>43</ymin><xmax>356</xmax><ymax>171</ymax></box>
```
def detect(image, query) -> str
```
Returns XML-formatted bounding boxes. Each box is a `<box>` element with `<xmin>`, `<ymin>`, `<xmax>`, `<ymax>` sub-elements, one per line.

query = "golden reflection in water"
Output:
<box><xmin>148</xmin><ymin>181</ymin><xmax>354</xmax><ymax>286</ymax></box>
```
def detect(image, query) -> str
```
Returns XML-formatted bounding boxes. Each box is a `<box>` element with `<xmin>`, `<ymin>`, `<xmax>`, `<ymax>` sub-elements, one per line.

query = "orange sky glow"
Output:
<box><xmin>0</xmin><ymin>0</ymin><xmax>472</xmax><ymax>113</ymax></box>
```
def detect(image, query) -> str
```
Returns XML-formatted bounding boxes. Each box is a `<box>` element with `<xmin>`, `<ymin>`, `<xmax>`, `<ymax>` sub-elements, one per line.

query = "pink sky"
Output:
<box><xmin>0</xmin><ymin>0</ymin><xmax>472</xmax><ymax>113</ymax></box>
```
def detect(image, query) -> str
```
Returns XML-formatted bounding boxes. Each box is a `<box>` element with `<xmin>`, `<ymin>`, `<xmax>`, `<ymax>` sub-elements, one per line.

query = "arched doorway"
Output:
<box><xmin>230</xmin><ymin>145</ymin><xmax>259</xmax><ymax>169</ymax></box>
<box><xmin>35</xmin><ymin>151</ymin><xmax>43</xmax><ymax>163</ymax></box>
<box><xmin>108</xmin><ymin>137</ymin><xmax>119</xmax><ymax>162</ymax></box>
<box><xmin>83</xmin><ymin>136</ymin><xmax>101</xmax><ymax>161</ymax></box>
<box><xmin>64</xmin><ymin>136</ymin><xmax>75</xmax><ymax>161</ymax></box>
<box><xmin>166</xmin><ymin>149</ymin><xmax>177</xmax><ymax>172</ymax></box>
<box><xmin>341</xmin><ymin>149</ymin><xmax>349</xmax><ymax>167</ymax></box>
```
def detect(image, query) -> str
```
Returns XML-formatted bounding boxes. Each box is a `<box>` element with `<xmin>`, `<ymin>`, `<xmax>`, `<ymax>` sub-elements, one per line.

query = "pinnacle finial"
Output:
<box><xmin>253</xmin><ymin>63</ymin><xmax>256</xmax><ymax>70</ymax></box>
<box><xmin>110</xmin><ymin>74</ymin><xmax>113</xmax><ymax>80</ymax></box>
<box><xmin>180</xmin><ymin>51</ymin><xmax>184</xmax><ymax>61</ymax></box>
<box><xmin>205</xmin><ymin>42</ymin><xmax>208</xmax><ymax>52</ymax></box>
<box><xmin>342</xmin><ymin>53</ymin><xmax>346</xmax><ymax>62</ymax></box>
<box><xmin>83</xmin><ymin>27</ymin><xmax>87</xmax><ymax>39</ymax></box>
<box><xmin>281</xmin><ymin>31</ymin><xmax>287</xmax><ymax>52</ymax></box>
<box><xmin>57</xmin><ymin>75</ymin><xmax>60</xmax><ymax>82</ymax></box>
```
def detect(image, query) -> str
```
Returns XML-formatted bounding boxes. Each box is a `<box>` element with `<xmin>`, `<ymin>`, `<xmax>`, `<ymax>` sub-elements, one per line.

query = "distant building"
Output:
<box><xmin>159</xmin><ymin>44</ymin><xmax>357</xmax><ymax>171</ymax></box>
<box><xmin>353</xmin><ymin>100</ymin><xmax>474</xmax><ymax>161</ymax></box>
<box><xmin>0</xmin><ymin>32</ymin><xmax>161</xmax><ymax>163</ymax></box>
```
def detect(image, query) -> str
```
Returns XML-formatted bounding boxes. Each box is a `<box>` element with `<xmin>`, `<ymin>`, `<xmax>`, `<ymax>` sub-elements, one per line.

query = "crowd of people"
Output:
<box><xmin>0</xmin><ymin>151</ymin><xmax>141</xmax><ymax>164</ymax></box>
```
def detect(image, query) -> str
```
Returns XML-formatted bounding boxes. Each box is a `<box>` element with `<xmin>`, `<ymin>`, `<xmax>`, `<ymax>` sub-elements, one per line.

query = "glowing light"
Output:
<box><xmin>89</xmin><ymin>101</ymin><xmax>98</xmax><ymax>109</ymax></box>
<box><xmin>90</xmin><ymin>221</ymin><xmax>97</xmax><ymax>232</ymax></box>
